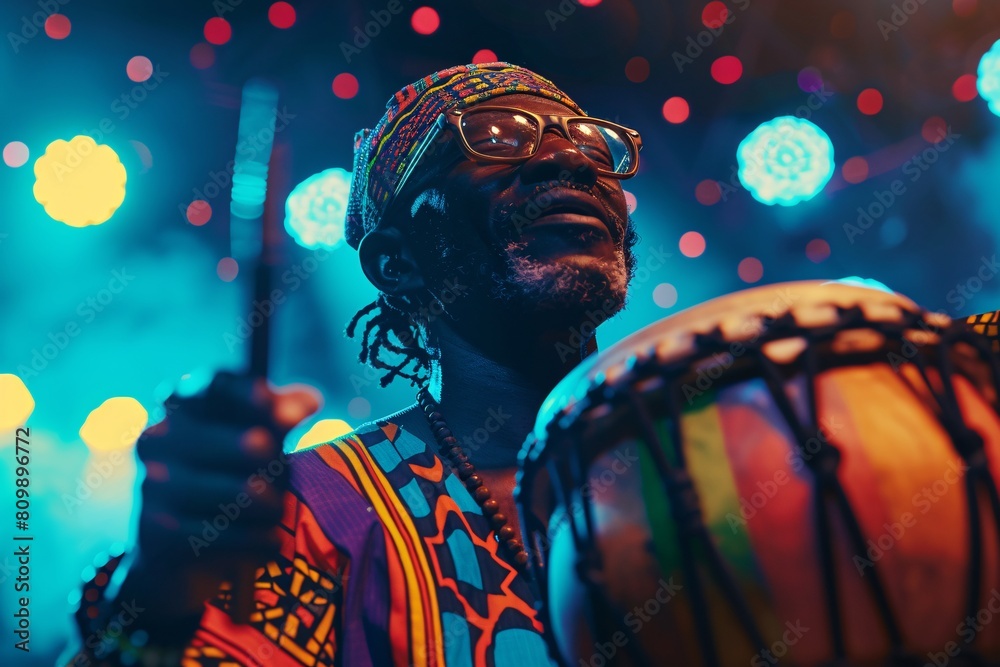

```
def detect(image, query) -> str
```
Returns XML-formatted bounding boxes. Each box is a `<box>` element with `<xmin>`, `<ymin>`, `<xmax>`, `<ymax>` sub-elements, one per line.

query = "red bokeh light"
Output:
<box><xmin>710</xmin><ymin>56</ymin><xmax>743</xmax><ymax>85</ymax></box>
<box><xmin>679</xmin><ymin>231</ymin><xmax>707</xmax><ymax>258</ymax></box>
<box><xmin>662</xmin><ymin>97</ymin><xmax>690</xmax><ymax>124</ymax></box>
<box><xmin>411</xmin><ymin>7</ymin><xmax>440</xmax><ymax>35</ymax></box>
<box><xmin>738</xmin><ymin>257</ymin><xmax>763</xmax><ymax>283</ymax></box>
<box><xmin>806</xmin><ymin>239</ymin><xmax>831</xmax><ymax>263</ymax></box>
<box><xmin>45</xmin><ymin>14</ymin><xmax>71</xmax><ymax>40</ymax></box>
<box><xmin>857</xmin><ymin>88</ymin><xmax>883</xmax><ymax>115</ymax></box>
<box><xmin>702</xmin><ymin>1</ymin><xmax>729</xmax><ymax>29</ymax></box>
<box><xmin>204</xmin><ymin>17</ymin><xmax>232</xmax><ymax>45</ymax></box>
<box><xmin>186</xmin><ymin>201</ymin><xmax>212</xmax><ymax>226</ymax></box>
<box><xmin>953</xmin><ymin>0</ymin><xmax>978</xmax><ymax>17</ymax></box>
<box><xmin>472</xmin><ymin>49</ymin><xmax>497</xmax><ymax>64</ymax></box>
<box><xmin>217</xmin><ymin>257</ymin><xmax>239</xmax><ymax>282</ymax></box>
<box><xmin>921</xmin><ymin>116</ymin><xmax>949</xmax><ymax>143</ymax></box>
<box><xmin>695</xmin><ymin>179</ymin><xmax>721</xmax><ymax>205</ymax></box>
<box><xmin>952</xmin><ymin>74</ymin><xmax>978</xmax><ymax>102</ymax></box>
<box><xmin>126</xmin><ymin>56</ymin><xmax>153</xmax><ymax>83</ymax></box>
<box><xmin>268</xmin><ymin>2</ymin><xmax>296</xmax><ymax>29</ymax></box>
<box><xmin>578</xmin><ymin>0</ymin><xmax>602</xmax><ymax>6</ymax></box>
<box><xmin>190</xmin><ymin>42</ymin><xmax>215</xmax><ymax>69</ymax></box>
<box><xmin>332</xmin><ymin>73</ymin><xmax>359</xmax><ymax>99</ymax></box>
<box><xmin>625</xmin><ymin>56</ymin><xmax>649</xmax><ymax>83</ymax></box>
<box><xmin>842</xmin><ymin>156</ymin><xmax>869</xmax><ymax>184</ymax></box>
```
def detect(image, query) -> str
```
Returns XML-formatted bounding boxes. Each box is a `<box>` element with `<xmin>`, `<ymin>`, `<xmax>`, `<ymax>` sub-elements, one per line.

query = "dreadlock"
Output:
<box><xmin>346</xmin><ymin>292</ymin><xmax>436</xmax><ymax>388</ymax></box>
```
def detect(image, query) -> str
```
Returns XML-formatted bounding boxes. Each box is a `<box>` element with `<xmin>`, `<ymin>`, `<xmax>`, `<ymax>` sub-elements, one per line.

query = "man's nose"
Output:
<box><xmin>517</xmin><ymin>130</ymin><xmax>599</xmax><ymax>188</ymax></box>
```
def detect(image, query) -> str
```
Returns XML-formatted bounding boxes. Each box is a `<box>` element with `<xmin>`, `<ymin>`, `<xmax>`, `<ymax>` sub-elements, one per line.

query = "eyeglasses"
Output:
<box><xmin>388</xmin><ymin>105</ymin><xmax>643</xmax><ymax>214</ymax></box>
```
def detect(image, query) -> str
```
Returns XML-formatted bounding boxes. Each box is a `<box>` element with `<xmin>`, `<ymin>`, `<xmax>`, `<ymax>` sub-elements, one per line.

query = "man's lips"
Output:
<box><xmin>518</xmin><ymin>190</ymin><xmax>614</xmax><ymax>240</ymax></box>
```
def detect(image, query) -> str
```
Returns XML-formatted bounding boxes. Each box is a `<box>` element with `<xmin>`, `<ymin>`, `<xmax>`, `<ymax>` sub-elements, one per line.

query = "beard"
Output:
<box><xmin>409</xmin><ymin>183</ymin><xmax>639</xmax><ymax>323</ymax></box>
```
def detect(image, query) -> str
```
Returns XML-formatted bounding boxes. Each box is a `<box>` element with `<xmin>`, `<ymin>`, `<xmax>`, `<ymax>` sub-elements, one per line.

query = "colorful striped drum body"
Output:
<box><xmin>517</xmin><ymin>282</ymin><xmax>1000</xmax><ymax>667</ymax></box>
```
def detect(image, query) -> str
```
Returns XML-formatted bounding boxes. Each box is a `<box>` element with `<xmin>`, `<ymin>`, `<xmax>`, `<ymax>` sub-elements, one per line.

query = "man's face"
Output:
<box><xmin>404</xmin><ymin>93</ymin><xmax>638</xmax><ymax>324</ymax></box>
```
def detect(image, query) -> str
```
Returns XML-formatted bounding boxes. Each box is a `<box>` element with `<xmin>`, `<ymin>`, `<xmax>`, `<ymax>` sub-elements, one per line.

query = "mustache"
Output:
<box><xmin>490</xmin><ymin>180</ymin><xmax>629</xmax><ymax>244</ymax></box>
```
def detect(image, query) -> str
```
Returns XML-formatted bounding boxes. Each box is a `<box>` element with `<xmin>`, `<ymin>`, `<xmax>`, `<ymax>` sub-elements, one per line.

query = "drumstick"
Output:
<box><xmin>228</xmin><ymin>79</ymin><xmax>281</xmax><ymax>625</ymax></box>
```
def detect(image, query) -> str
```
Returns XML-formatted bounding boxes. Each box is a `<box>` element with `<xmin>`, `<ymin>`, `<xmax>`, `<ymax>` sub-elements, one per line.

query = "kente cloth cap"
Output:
<box><xmin>345</xmin><ymin>62</ymin><xmax>585</xmax><ymax>250</ymax></box>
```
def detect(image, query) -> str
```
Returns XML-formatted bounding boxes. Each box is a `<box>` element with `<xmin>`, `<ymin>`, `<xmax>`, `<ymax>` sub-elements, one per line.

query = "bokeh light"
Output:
<box><xmin>79</xmin><ymin>397</ymin><xmax>148</xmax><ymax>453</ymax></box>
<box><xmin>880</xmin><ymin>216</ymin><xmax>908</xmax><ymax>248</ymax></box>
<box><xmin>204</xmin><ymin>17</ymin><xmax>232</xmax><ymax>45</ymax></box>
<box><xmin>953</xmin><ymin>0</ymin><xmax>978</xmax><ymax>17</ymax></box>
<box><xmin>186</xmin><ymin>200</ymin><xmax>212</xmax><ymax>226</ymax></box>
<box><xmin>332</xmin><ymin>72</ymin><xmax>359</xmax><ymax>99</ymax></box>
<box><xmin>797</xmin><ymin>67</ymin><xmax>823</xmax><ymax>93</ymax></box>
<box><xmin>45</xmin><ymin>14</ymin><xmax>71</xmax><ymax>40</ymax></box>
<box><xmin>831</xmin><ymin>276</ymin><xmax>894</xmax><ymax>294</ymax></box>
<box><xmin>217</xmin><ymin>257</ymin><xmax>239</xmax><ymax>281</ymax></box>
<box><xmin>702</xmin><ymin>1</ymin><xmax>729</xmax><ymax>29</ymax></box>
<box><xmin>625</xmin><ymin>56</ymin><xmax>649</xmax><ymax>83</ymax></box>
<box><xmin>33</xmin><ymin>136</ymin><xmax>127</xmax><ymax>227</ymax></box>
<box><xmin>662</xmin><ymin>96</ymin><xmax>690</xmax><ymax>124</ymax></box>
<box><xmin>268</xmin><ymin>2</ymin><xmax>296</xmax><ymax>28</ymax></box>
<box><xmin>805</xmin><ymin>238</ymin><xmax>831</xmax><ymax>263</ymax></box>
<box><xmin>4</xmin><ymin>141</ymin><xmax>29</xmax><ymax>168</ymax></box>
<box><xmin>129</xmin><ymin>140</ymin><xmax>153</xmax><ymax>173</ymax></box>
<box><xmin>126</xmin><ymin>56</ymin><xmax>153</xmax><ymax>83</ymax></box>
<box><xmin>842</xmin><ymin>156</ymin><xmax>869</xmax><ymax>184</ymax></box>
<box><xmin>830</xmin><ymin>10</ymin><xmax>856</xmax><ymax>38</ymax></box>
<box><xmin>411</xmin><ymin>7</ymin><xmax>440</xmax><ymax>35</ymax></box>
<box><xmin>857</xmin><ymin>88</ymin><xmax>883</xmax><ymax>115</ymax></box>
<box><xmin>472</xmin><ymin>48</ymin><xmax>497</xmax><ymax>64</ymax></box>
<box><xmin>189</xmin><ymin>42</ymin><xmax>215</xmax><ymax>69</ymax></box>
<box><xmin>578</xmin><ymin>0</ymin><xmax>602</xmax><ymax>6</ymax></box>
<box><xmin>736</xmin><ymin>116</ymin><xmax>835</xmax><ymax>206</ymax></box>
<box><xmin>0</xmin><ymin>375</ymin><xmax>34</xmax><ymax>432</ymax></box>
<box><xmin>695</xmin><ymin>179</ymin><xmax>721</xmax><ymax>205</ymax></box>
<box><xmin>348</xmin><ymin>396</ymin><xmax>371</xmax><ymax>419</ymax></box>
<box><xmin>623</xmin><ymin>190</ymin><xmax>637</xmax><ymax>213</ymax></box>
<box><xmin>922</xmin><ymin>116</ymin><xmax>949</xmax><ymax>143</ymax></box>
<box><xmin>711</xmin><ymin>56</ymin><xmax>743</xmax><ymax>84</ymax></box>
<box><xmin>284</xmin><ymin>167</ymin><xmax>351</xmax><ymax>249</ymax></box>
<box><xmin>653</xmin><ymin>283</ymin><xmax>678</xmax><ymax>308</ymax></box>
<box><xmin>953</xmin><ymin>73</ymin><xmax>979</xmax><ymax>103</ymax></box>
<box><xmin>738</xmin><ymin>257</ymin><xmax>763</xmax><ymax>283</ymax></box>
<box><xmin>294</xmin><ymin>419</ymin><xmax>354</xmax><ymax>452</ymax></box>
<box><xmin>679</xmin><ymin>231</ymin><xmax>706</xmax><ymax>257</ymax></box>
<box><xmin>977</xmin><ymin>40</ymin><xmax>1000</xmax><ymax>114</ymax></box>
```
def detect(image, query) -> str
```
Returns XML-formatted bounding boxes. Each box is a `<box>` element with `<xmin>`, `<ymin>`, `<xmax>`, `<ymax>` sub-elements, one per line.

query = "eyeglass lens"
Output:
<box><xmin>459</xmin><ymin>108</ymin><xmax>634</xmax><ymax>174</ymax></box>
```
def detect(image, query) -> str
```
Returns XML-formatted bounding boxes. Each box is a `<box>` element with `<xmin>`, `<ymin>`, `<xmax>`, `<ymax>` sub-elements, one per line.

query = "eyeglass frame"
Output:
<box><xmin>386</xmin><ymin>105</ymin><xmax>643</xmax><ymax>217</ymax></box>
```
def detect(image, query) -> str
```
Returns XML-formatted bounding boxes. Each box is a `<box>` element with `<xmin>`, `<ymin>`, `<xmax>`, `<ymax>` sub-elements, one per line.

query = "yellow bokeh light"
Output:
<box><xmin>0</xmin><ymin>375</ymin><xmax>34</xmax><ymax>432</ymax></box>
<box><xmin>79</xmin><ymin>397</ymin><xmax>148</xmax><ymax>453</ymax></box>
<box><xmin>33</xmin><ymin>135</ymin><xmax>127</xmax><ymax>227</ymax></box>
<box><xmin>294</xmin><ymin>419</ymin><xmax>354</xmax><ymax>451</ymax></box>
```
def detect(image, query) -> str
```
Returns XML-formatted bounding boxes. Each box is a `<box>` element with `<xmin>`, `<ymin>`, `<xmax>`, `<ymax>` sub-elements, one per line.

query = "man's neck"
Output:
<box><xmin>417</xmin><ymin>317</ymin><xmax>595</xmax><ymax>469</ymax></box>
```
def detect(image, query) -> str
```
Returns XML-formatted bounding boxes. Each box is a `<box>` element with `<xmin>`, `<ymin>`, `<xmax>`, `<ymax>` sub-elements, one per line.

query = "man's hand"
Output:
<box><xmin>116</xmin><ymin>371</ymin><xmax>320</xmax><ymax>642</ymax></box>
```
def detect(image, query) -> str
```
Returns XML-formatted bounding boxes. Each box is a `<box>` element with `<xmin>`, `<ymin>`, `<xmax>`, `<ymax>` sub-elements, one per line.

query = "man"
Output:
<box><xmin>64</xmin><ymin>62</ymin><xmax>642</xmax><ymax>666</ymax></box>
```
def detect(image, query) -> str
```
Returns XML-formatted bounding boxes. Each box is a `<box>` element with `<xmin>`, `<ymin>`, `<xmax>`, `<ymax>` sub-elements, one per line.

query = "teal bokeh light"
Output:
<box><xmin>977</xmin><ymin>39</ymin><xmax>1000</xmax><ymax>116</ymax></box>
<box><xmin>737</xmin><ymin>116</ymin><xmax>835</xmax><ymax>206</ymax></box>
<box><xmin>284</xmin><ymin>167</ymin><xmax>352</xmax><ymax>250</ymax></box>
<box><xmin>827</xmin><ymin>276</ymin><xmax>894</xmax><ymax>294</ymax></box>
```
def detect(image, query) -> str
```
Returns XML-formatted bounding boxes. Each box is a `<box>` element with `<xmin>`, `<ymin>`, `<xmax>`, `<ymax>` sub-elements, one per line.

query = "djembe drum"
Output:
<box><xmin>516</xmin><ymin>281</ymin><xmax>1000</xmax><ymax>667</ymax></box>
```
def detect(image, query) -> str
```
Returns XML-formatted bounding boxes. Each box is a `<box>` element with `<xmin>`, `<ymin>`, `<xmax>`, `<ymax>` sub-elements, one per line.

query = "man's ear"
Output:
<box><xmin>357</xmin><ymin>226</ymin><xmax>426</xmax><ymax>297</ymax></box>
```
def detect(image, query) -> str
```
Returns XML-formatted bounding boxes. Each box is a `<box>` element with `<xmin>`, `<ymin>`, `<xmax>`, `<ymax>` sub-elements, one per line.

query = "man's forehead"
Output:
<box><xmin>468</xmin><ymin>92</ymin><xmax>582</xmax><ymax>115</ymax></box>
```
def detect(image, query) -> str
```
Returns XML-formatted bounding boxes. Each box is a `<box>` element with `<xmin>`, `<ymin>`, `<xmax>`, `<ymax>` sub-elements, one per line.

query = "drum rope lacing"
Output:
<box><xmin>518</xmin><ymin>305</ymin><xmax>1000</xmax><ymax>667</ymax></box>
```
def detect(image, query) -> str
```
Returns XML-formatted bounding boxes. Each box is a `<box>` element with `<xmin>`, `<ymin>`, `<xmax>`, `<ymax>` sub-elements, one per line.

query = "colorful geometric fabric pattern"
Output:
<box><xmin>75</xmin><ymin>420</ymin><xmax>554</xmax><ymax>666</ymax></box>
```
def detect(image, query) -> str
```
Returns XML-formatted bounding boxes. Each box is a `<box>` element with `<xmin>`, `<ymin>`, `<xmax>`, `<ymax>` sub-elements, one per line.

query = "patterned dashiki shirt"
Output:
<box><xmin>70</xmin><ymin>420</ymin><xmax>555</xmax><ymax>667</ymax></box>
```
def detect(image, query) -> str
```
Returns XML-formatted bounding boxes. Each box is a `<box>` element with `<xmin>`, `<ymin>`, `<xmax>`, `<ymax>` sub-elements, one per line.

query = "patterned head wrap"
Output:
<box><xmin>345</xmin><ymin>62</ymin><xmax>584</xmax><ymax>250</ymax></box>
